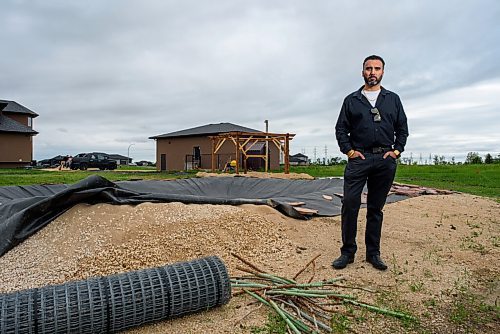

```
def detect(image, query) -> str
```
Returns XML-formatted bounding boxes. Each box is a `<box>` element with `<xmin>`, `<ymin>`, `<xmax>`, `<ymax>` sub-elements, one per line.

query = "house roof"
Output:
<box><xmin>0</xmin><ymin>99</ymin><xmax>38</xmax><ymax>117</ymax></box>
<box><xmin>149</xmin><ymin>122</ymin><xmax>262</xmax><ymax>139</ymax></box>
<box><xmin>109</xmin><ymin>154</ymin><xmax>129</xmax><ymax>160</ymax></box>
<box><xmin>0</xmin><ymin>114</ymin><xmax>38</xmax><ymax>134</ymax></box>
<box><xmin>291</xmin><ymin>153</ymin><xmax>308</xmax><ymax>158</ymax></box>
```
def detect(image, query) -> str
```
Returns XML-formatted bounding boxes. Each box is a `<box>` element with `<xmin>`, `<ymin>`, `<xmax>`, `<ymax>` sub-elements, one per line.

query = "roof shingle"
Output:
<box><xmin>0</xmin><ymin>114</ymin><xmax>38</xmax><ymax>134</ymax></box>
<box><xmin>149</xmin><ymin>122</ymin><xmax>261</xmax><ymax>139</ymax></box>
<box><xmin>0</xmin><ymin>99</ymin><xmax>38</xmax><ymax>117</ymax></box>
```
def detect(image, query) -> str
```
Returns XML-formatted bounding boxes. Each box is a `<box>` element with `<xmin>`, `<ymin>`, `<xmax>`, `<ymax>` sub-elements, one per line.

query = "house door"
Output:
<box><xmin>193</xmin><ymin>146</ymin><xmax>201</xmax><ymax>168</ymax></box>
<box><xmin>160</xmin><ymin>154</ymin><xmax>167</xmax><ymax>171</ymax></box>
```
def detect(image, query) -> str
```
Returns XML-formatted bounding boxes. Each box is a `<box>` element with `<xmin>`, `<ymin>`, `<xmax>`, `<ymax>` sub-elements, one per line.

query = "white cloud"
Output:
<box><xmin>403</xmin><ymin>79</ymin><xmax>500</xmax><ymax>158</ymax></box>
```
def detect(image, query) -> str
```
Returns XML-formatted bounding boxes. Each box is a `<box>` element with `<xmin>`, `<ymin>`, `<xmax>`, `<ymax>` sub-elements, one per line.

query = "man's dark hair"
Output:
<box><xmin>363</xmin><ymin>55</ymin><xmax>385</xmax><ymax>68</ymax></box>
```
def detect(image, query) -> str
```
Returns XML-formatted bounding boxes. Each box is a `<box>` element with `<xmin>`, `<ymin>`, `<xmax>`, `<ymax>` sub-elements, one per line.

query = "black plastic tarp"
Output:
<box><xmin>0</xmin><ymin>175</ymin><xmax>407</xmax><ymax>257</ymax></box>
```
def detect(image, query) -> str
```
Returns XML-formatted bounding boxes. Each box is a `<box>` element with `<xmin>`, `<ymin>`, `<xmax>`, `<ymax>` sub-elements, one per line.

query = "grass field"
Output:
<box><xmin>0</xmin><ymin>164</ymin><xmax>498</xmax><ymax>199</ymax></box>
<box><xmin>0</xmin><ymin>166</ymin><xmax>197</xmax><ymax>187</ymax></box>
<box><xmin>395</xmin><ymin>164</ymin><xmax>499</xmax><ymax>198</ymax></box>
<box><xmin>290</xmin><ymin>164</ymin><xmax>500</xmax><ymax>199</ymax></box>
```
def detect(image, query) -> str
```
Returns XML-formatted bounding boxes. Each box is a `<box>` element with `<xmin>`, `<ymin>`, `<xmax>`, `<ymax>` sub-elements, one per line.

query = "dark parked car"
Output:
<box><xmin>70</xmin><ymin>153</ymin><xmax>117</xmax><ymax>170</ymax></box>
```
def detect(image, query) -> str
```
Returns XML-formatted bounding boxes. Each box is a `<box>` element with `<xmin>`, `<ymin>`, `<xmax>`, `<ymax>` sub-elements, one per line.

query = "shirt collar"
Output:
<box><xmin>354</xmin><ymin>86</ymin><xmax>388</xmax><ymax>100</ymax></box>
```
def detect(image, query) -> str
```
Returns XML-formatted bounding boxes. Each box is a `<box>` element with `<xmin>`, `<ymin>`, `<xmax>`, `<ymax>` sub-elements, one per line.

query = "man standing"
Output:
<box><xmin>333</xmin><ymin>55</ymin><xmax>409</xmax><ymax>270</ymax></box>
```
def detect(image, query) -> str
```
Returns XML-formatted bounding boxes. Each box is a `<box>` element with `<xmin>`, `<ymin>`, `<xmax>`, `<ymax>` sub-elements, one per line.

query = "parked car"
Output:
<box><xmin>70</xmin><ymin>152</ymin><xmax>117</xmax><ymax>170</ymax></box>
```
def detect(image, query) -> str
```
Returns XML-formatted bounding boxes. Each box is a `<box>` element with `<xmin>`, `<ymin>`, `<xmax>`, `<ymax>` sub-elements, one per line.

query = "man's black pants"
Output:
<box><xmin>341</xmin><ymin>153</ymin><xmax>397</xmax><ymax>257</ymax></box>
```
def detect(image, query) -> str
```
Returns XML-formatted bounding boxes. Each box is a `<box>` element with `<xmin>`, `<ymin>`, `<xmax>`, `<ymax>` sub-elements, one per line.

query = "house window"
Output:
<box><xmin>28</xmin><ymin>117</ymin><xmax>32</xmax><ymax>127</ymax></box>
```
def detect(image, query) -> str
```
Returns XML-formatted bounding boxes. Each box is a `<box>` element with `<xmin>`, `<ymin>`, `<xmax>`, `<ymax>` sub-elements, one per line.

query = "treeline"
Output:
<box><xmin>307</xmin><ymin>152</ymin><xmax>499</xmax><ymax>166</ymax></box>
<box><xmin>398</xmin><ymin>152</ymin><xmax>499</xmax><ymax>165</ymax></box>
<box><xmin>462</xmin><ymin>152</ymin><xmax>499</xmax><ymax>165</ymax></box>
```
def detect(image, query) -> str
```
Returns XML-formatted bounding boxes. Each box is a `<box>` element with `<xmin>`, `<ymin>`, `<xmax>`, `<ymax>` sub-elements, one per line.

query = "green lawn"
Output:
<box><xmin>290</xmin><ymin>164</ymin><xmax>500</xmax><ymax>199</ymax></box>
<box><xmin>0</xmin><ymin>164</ymin><xmax>498</xmax><ymax>199</ymax></box>
<box><xmin>395</xmin><ymin>164</ymin><xmax>499</xmax><ymax>198</ymax></box>
<box><xmin>0</xmin><ymin>167</ymin><xmax>197</xmax><ymax>187</ymax></box>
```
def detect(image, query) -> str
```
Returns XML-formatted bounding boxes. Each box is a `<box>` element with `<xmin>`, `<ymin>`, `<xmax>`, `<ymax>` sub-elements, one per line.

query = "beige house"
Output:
<box><xmin>0</xmin><ymin>100</ymin><xmax>38</xmax><ymax>168</ymax></box>
<box><xmin>150</xmin><ymin>123</ymin><xmax>281</xmax><ymax>171</ymax></box>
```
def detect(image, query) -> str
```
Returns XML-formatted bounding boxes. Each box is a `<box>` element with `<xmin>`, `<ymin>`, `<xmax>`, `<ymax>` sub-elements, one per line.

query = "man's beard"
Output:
<box><xmin>364</xmin><ymin>74</ymin><xmax>383</xmax><ymax>87</ymax></box>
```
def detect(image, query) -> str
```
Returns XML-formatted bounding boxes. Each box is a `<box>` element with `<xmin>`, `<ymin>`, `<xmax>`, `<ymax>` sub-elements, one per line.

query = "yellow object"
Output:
<box><xmin>230</xmin><ymin>160</ymin><xmax>237</xmax><ymax>167</ymax></box>
<box><xmin>347</xmin><ymin>150</ymin><xmax>355</xmax><ymax>158</ymax></box>
<box><xmin>393</xmin><ymin>149</ymin><xmax>400</xmax><ymax>157</ymax></box>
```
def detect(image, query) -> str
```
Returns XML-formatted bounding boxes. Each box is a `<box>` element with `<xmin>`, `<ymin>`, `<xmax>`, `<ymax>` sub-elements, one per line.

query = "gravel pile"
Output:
<box><xmin>0</xmin><ymin>202</ymin><xmax>295</xmax><ymax>295</ymax></box>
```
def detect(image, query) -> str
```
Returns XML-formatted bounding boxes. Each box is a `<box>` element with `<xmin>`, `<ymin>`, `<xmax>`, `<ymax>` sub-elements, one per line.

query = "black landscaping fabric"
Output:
<box><xmin>0</xmin><ymin>175</ymin><xmax>408</xmax><ymax>257</ymax></box>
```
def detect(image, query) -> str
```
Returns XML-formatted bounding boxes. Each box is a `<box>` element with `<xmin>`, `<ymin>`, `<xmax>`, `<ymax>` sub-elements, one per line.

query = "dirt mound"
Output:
<box><xmin>196</xmin><ymin>171</ymin><xmax>315</xmax><ymax>179</ymax></box>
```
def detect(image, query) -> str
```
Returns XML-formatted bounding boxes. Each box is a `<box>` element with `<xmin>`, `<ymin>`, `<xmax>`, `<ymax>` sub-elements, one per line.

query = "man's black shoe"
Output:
<box><xmin>332</xmin><ymin>254</ymin><xmax>354</xmax><ymax>269</ymax></box>
<box><xmin>366</xmin><ymin>255</ymin><xmax>388</xmax><ymax>271</ymax></box>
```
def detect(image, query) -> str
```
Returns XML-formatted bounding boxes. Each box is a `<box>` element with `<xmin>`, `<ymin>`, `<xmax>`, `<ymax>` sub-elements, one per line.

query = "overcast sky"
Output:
<box><xmin>2</xmin><ymin>0</ymin><xmax>499</xmax><ymax>163</ymax></box>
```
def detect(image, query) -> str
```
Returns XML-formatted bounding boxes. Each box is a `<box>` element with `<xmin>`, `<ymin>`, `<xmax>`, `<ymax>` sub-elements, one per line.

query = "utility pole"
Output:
<box><xmin>313</xmin><ymin>146</ymin><xmax>317</xmax><ymax>164</ymax></box>
<box><xmin>127</xmin><ymin>143</ymin><xmax>135</xmax><ymax>166</ymax></box>
<box><xmin>324</xmin><ymin>145</ymin><xmax>328</xmax><ymax>165</ymax></box>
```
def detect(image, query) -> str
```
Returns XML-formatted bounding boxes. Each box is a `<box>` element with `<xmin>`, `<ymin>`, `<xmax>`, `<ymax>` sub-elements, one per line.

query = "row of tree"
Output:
<box><xmin>308</xmin><ymin>152</ymin><xmax>499</xmax><ymax>166</ymax></box>
<box><xmin>397</xmin><ymin>152</ymin><xmax>500</xmax><ymax>165</ymax></box>
<box><xmin>463</xmin><ymin>152</ymin><xmax>499</xmax><ymax>164</ymax></box>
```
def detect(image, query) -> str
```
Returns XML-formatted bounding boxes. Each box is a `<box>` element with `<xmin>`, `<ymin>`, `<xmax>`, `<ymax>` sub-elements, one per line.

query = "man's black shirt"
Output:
<box><xmin>335</xmin><ymin>86</ymin><xmax>409</xmax><ymax>154</ymax></box>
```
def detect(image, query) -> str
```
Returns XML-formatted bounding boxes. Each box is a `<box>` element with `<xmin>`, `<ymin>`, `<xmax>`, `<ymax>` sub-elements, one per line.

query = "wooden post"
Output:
<box><xmin>235</xmin><ymin>133</ymin><xmax>239</xmax><ymax>175</ymax></box>
<box><xmin>211</xmin><ymin>138</ymin><xmax>216</xmax><ymax>172</ymax></box>
<box><xmin>284</xmin><ymin>133</ymin><xmax>290</xmax><ymax>174</ymax></box>
<box><xmin>265</xmin><ymin>120</ymin><xmax>269</xmax><ymax>172</ymax></box>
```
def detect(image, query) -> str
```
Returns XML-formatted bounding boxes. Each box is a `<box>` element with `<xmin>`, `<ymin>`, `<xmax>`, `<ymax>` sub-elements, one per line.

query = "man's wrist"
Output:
<box><xmin>393</xmin><ymin>149</ymin><xmax>401</xmax><ymax>158</ymax></box>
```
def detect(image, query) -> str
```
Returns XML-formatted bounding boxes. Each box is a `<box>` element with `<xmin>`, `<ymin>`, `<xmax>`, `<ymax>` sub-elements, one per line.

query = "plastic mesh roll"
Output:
<box><xmin>0</xmin><ymin>256</ymin><xmax>231</xmax><ymax>334</ymax></box>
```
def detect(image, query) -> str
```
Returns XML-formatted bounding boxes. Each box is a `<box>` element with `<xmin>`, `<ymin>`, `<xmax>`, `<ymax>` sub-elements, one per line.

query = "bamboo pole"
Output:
<box><xmin>231</xmin><ymin>255</ymin><xmax>416</xmax><ymax>333</ymax></box>
<box><xmin>293</xmin><ymin>254</ymin><xmax>321</xmax><ymax>280</ymax></box>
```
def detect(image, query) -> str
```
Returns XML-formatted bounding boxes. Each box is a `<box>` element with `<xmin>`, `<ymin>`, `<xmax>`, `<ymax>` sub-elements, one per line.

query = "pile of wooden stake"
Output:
<box><xmin>231</xmin><ymin>253</ymin><xmax>415</xmax><ymax>333</ymax></box>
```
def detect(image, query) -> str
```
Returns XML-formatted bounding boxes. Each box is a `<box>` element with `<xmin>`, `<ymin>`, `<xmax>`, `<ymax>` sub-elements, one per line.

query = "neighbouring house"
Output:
<box><xmin>149</xmin><ymin>122</ymin><xmax>282</xmax><ymax>171</ymax></box>
<box><xmin>289</xmin><ymin>153</ymin><xmax>309</xmax><ymax>166</ymax></box>
<box><xmin>0</xmin><ymin>99</ymin><xmax>38</xmax><ymax>168</ymax></box>
<box><xmin>108</xmin><ymin>154</ymin><xmax>131</xmax><ymax>165</ymax></box>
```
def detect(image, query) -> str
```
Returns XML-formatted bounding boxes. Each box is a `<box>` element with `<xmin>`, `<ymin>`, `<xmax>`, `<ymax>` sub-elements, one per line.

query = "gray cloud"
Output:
<box><xmin>2</xmin><ymin>0</ymin><xmax>499</xmax><ymax>162</ymax></box>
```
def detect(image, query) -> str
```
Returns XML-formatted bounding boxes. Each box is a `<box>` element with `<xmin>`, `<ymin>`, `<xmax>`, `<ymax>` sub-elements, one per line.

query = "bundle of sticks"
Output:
<box><xmin>230</xmin><ymin>253</ymin><xmax>415</xmax><ymax>333</ymax></box>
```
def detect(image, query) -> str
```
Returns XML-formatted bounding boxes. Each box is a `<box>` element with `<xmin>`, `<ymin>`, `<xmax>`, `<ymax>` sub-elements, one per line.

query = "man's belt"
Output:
<box><xmin>356</xmin><ymin>147</ymin><xmax>392</xmax><ymax>154</ymax></box>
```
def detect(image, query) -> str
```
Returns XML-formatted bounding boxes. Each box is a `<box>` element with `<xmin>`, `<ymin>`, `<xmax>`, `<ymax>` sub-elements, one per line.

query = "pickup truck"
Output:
<box><xmin>70</xmin><ymin>153</ymin><xmax>118</xmax><ymax>170</ymax></box>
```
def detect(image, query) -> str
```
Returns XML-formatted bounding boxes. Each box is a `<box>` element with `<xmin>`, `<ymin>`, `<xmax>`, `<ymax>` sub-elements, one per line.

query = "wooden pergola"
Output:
<box><xmin>209</xmin><ymin>131</ymin><xmax>295</xmax><ymax>174</ymax></box>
